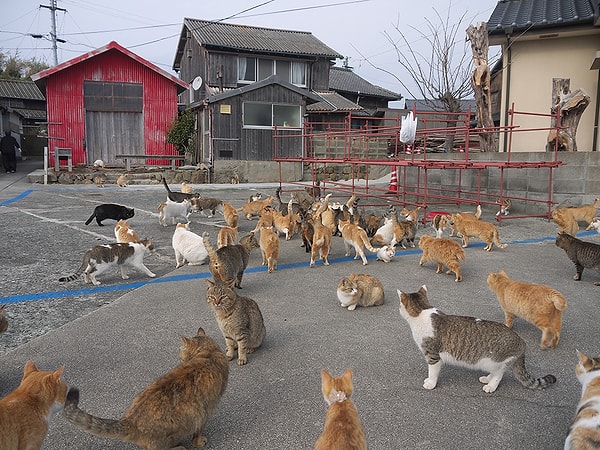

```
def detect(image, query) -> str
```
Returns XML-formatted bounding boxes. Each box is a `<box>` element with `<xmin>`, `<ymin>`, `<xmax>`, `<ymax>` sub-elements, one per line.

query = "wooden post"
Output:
<box><xmin>547</xmin><ymin>78</ymin><xmax>591</xmax><ymax>151</ymax></box>
<box><xmin>466</xmin><ymin>22</ymin><xmax>497</xmax><ymax>152</ymax></box>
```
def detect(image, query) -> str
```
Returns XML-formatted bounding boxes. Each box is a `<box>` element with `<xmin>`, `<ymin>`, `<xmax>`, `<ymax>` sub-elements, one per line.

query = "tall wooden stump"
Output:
<box><xmin>546</xmin><ymin>78</ymin><xmax>590</xmax><ymax>151</ymax></box>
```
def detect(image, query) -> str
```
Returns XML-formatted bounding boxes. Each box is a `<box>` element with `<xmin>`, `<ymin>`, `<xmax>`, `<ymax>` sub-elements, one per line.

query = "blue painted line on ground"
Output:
<box><xmin>0</xmin><ymin>189</ymin><xmax>34</xmax><ymax>206</ymax></box>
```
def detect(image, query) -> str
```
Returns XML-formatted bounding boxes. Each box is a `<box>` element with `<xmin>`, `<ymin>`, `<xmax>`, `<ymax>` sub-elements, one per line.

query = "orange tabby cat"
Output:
<box><xmin>259</xmin><ymin>225</ymin><xmax>280</xmax><ymax>273</ymax></box>
<box><xmin>222</xmin><ymin>202</ymin><xmax>239</xmax><ymax>229</ymax></box>
<box><xmin>116</xmin><ymin>173</ymin><xmax>128</xmax><ymax>187</ymax></box>
<box><xmin>217</xmin><ymin>225</ymin><xmax>238</xmax><ymax>248</ymax></box>
<box><xmin>238</xmin><ymin>196</ymin><xmax>275</xmax><ymax>220</ymax></box>
<box><xmin>315</xmin><ymin>369</ymin><xmax>367</xmax><ymax>450</ymax></box>
<box><xmin>309</xmin><ymin>204</ymin><xmax>332</xmax><ymax>268</ymax></box>
<box><xmin>114</xmin><ymin>219</ymin><xmax>140</xmax><ymax>243</ymax></box>
<box><xmin>450</xmin><ymin>213</ymin><xmax>506</xmax><ymax>251</ymax></box>
<box><xmin>449</xmin><ymin>205</ymin><xmax>481</xmax><ymax>237</ymax></box>
<box><xmin>418</xmin><ymin>235</ymin><xmax>466</xmax><ymax>282</ymax></box>
<box><xmin>552</xmin><ymin>198</ymin><xmax>599</xmax><ymax>236</ymax></box>
<box><xmin>338</xmin><ymin>208</ymin><xmax>377</xmax><ymax>265</ymax></box>
<box><xmin>180</xmin><ymin>181</ymin><xmax>193</xmax><ymax>194</ymax></box>
<box><xmin>486</xmin><ymin>269</ymin><xmax>567</xmax><ymax>349</ymax></box>
<box><xmin>63</xmin><ymin>328</ymin><xmax>228</xmax><ymax>449</ymax></box>
<box><xmin>0</xmin><ymin>361</ymin><xmax>67</xmax><ymax>450</ymax></box>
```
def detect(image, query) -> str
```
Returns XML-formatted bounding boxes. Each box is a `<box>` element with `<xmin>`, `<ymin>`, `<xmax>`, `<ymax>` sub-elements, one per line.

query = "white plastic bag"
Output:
<box><xmin>400</xmin><ymin>111</ymin><xmax>417</xmax><ymax>145</ymax></box>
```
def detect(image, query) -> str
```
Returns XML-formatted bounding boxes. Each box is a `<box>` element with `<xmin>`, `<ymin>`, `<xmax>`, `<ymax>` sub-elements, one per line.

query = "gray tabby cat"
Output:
<box><xmin>205</xmin><ymin>278</ymin><xmax>266</xmax><ymax>365</ymax></box>
<box><xmin>58</xmin><ymin>240</ymin><xmax>155</xmax><ymax>285</ymax></box>
<box><xmin>397</xmin><ymin>285</ymin><xmax>556</xmax><ymax>393</ymax></box>
<box><xmin>203</xmin><ymin>232</ymin><xmax>259</xmax><ymax>289</ymax></box>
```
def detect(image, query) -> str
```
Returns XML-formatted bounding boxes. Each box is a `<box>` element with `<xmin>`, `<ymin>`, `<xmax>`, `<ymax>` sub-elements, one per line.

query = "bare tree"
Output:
<box><xmin>380</xmin><ymin>5</ymin><xmax>473</xmax><ymax>151</ymax></box>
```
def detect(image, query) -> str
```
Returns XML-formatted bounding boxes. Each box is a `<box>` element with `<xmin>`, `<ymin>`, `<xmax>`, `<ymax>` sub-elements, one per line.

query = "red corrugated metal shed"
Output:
<box><xmin>31</xmin><ymin>41</ymin><xmax>189</xmax><ymax>168</ymax></box>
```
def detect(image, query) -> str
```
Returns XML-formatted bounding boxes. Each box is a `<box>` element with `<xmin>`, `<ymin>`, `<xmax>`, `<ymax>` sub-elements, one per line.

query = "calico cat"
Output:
<box><xmin>418</xmin><ymin>235</ymin><xmax>466</xmax><ymax>282</ymax></box>
<box><xmin>315</xmin><ymin>369</ymin><xmax>367</xmax><ymax>450</ymax></box>
<box><xmin>0</xmin><ymin>305</ymin><xmax>7</xmax><ymax>334</ymax></box>
<box><xmin>217</xmin><ymin>225</ymin><xmax>238</xmax><ymax>248</ymax></box>
<box><xmin>63</xmin><ymin>328</ymin><xmax>229</xmax><ymax>449</ymax></box>
<box><xmin>85</xmin><ymin>203</ymin><xmax>134</xmax><ymax>226</ymax></box>
<box><xmin>397</xmin><ymin>285</ymin><xmax>557</xmax><ymax>393</ymax></box>
<box><xmin>564</xmin><ymin>351</ymin><xmax>600</xmax><ymax>450</ymax></box>
<box><xmin>336</xmin><ymin>273</ymin><xmax>384</xmax><ymax>310</ymax></box>
<box><xmin>393</xmin><ymin>206</ymin><xmax>421</xmax><ymax>248</ymax></box>
<box><xmin>203</xmin><ymin>232</ymin><xmax>259</xmax><ymax>288</ymax></box>
<box><xmin>222</xmin><ymin>202</ymin><xmax>239</xmax><ymax>229</ymax></box>
<box><xmin>555</xmin><ymin>232</ymin><xmax>600</xmax><ymax>285</ymax></box>
<box><xmin>0</xmin><ymin>361</ymin><xmax>67</xmax><ymax>450</ymax></box>
<box><xmin>259</xmin><ymin>225</ymin><xmax>280</xmax><ymax>273</ymax></box>
<box><xmin>450</xmin><ymin>213</ymin><xmax>506</xmax><ymax>251</ymax></box>
<box><xmin>496</xmin><ymin>198</ymin><xmax>511</xmax><ymax>216</ymax></box>
<box><xmin>486</xmin><ymin>269</ymin><xmax>567</xmax><ymax>349</ymax></box>
<box><xmin>370</xmin><ymin>216</ymin><xmax>395</xmax><ymax>247</ymax></box>
<box><xmin>59</xmin><ymin>240</ymin><xmax>156</xmax><ymax>285</ymax></box>
<box><xmin>114</xmin><ymin>219</ymin><xmax>140</xmax><ymax>243</ymax></box>
<box><xmin>157</xmin><ymin>198</ymin><xmax>192</xmax><ymax>226</ymax></box>
<box><xmin>172</xmin><ymin>223</ymin><xmax>208</xmax><ymax>268</ymax></box>
<box><xmin>432</xmin><ymin>213</ymin><xmax>450</xmax><ymax>238</ymax></box>
<box><xmin>162</xmin><ymin>177</ymin><xmax>199</xmax><ymax>202</ymax></box>
<box><xmin>338</xmin><ymin>208</ymin><xmax>377</xmax><ymax>265</ymax></box>
<box><xmin>376</xmin><ymin>245</ymin><xmax>395</xmax><ymax>263</ymax></box>
<box><xmin>205</xmin><ymin>279</ymin><xmax>266</xmax><ymax>365</ymax></box>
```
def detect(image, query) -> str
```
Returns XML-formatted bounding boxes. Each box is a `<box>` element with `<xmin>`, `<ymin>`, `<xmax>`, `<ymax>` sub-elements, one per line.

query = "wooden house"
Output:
<box><xmin>487</xmin><ymin>0</ymin><xmax>600</xmax><ymax>152</ymax></box>
<box><xmin>31</xmin><ymin>41</ymin><xmax>188</xmax><ymax>169</ymax></box>
<box><xmin>0</xmin><ymin>79</ymin><xmax>46</xmax><ymax>157</ymax></box>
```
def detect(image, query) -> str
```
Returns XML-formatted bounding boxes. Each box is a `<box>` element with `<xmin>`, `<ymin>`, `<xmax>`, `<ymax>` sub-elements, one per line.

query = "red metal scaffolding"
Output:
<box><xmin>273</xmin><ymin>103</ymin><xmax>564</xmax><ymax>225</ymax></box>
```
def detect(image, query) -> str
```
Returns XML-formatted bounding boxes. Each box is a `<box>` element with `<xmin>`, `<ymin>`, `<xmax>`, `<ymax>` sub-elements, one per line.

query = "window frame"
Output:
<box><xmin>242</xmin><ymin>102</ymin><xmax>302</xmax><ymax>129</ymax></box>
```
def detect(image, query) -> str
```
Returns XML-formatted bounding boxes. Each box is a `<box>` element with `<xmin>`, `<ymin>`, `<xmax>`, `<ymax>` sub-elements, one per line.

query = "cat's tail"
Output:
<box><xmin>548</xmin><ymin>290</ymin><xmax>568</xmax><ymax>311</ymax></box>
<box><xmin>84</xmin><ymin>212</ymin><xmax>95</xmax><ymax>225</ymax></box>
<box><xmin>64</xmin><ymin>388</ymin><xmax>133</xmax><ymax>441</ymax></box>
<box><xmin>162</xmin><ymin>177</ymin><xmax>173</xmax><ymax>194</ymax></box>
<box><xmin>493</xmin><ymin>230</ymin><xmax>507</xmax><ymax>249</ymax></box>
<box><xmin>512</xmin><ymin>355</ymin><xmax>557</xmax><ymax>390</ymax></box>
<box><xmin>58</xmin><ymin>258</ymin><xmax>88</xmax><ymax>283</ymax></box>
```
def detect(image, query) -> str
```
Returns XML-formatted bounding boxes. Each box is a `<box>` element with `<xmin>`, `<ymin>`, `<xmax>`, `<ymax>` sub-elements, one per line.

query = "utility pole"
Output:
<box><xmin>40</xmin><ymin>0</ymin><xmax>66</xmax><ymax>66</ymax></box>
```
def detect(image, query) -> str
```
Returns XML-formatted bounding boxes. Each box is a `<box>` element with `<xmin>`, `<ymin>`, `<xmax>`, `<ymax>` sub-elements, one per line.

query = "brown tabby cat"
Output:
<box><xmin>203</xmin><ymin>232</ymin><xmax>259</xmax><ymax>289</ymax></box>
<box><xmin>555</xmin><ymin>232</ymin><xmax>600</xmax><ymax>285</ymax></box>
<box><xmin>486</xmin><ymin>269</ymin><xmax>567</xmax><ymax>349</ymax></box>
<box><xmin>450</xmin><ymin>213</ymin><xmax>506</xmax><ymax>251</ymax></box>
<box><xmin>258</xmin><ymin>225</ymin><xmax>280</xmax><ymax>273</ymax></box>
<box><xmin>564</xmin><ymin>350</ymin><xmax>600</xmax><ymax>450</ymax></box>
<box><xmin>315</xmin><ymin>369</ymin><xmax>367</xmax><ymax>450</ymax></box>
<box><xmin>398</xmin><ymin>285</ymin><xmax>557</xmax><ymax>393</ymax></box>
<box><xmin>63</xmin><ymin>328</ymin><xmax>228</xmax><ymax>449</ymax></box>
<box><xmin>418</xmin><ymin>235</ymin><xmax>465</xmax><ymax>282</ymax></box>
<box><xmin>0</xmin><ymin>305</ymin><xmax>7</xmax><ymax>334</ymax></box>
<box><xmin>205</xmin><ymin>279</ymin><xmax>266</xmax><ymax>365</ymax></box>
<box><xmin>190</xmin><ymin>196</ymin><xmax>222</xmax><ymax>218</ymax></box>
<box><xmin>336</xmin><ymin>273</ymin><xmax>384</xmax><ymax>310</ymax></box>
<box><xmin>0</xmin><ymin>361</ymin><xmax>67</xmax><ymax>450</ymax></box>
<box><xmin>338</xmin><ymin>208</ymin><xmax>377</xmax><ymax>265</ymax></box>
<box><xmin>114</xmin><ymin>219</ymin><xmax>140</xmax><ymax>243</ymax></box>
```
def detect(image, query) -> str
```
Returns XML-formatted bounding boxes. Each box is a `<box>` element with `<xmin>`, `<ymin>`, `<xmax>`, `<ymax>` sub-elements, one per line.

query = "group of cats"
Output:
<box><xmin>6</xmin><ymin>184</ymin><xmax>599</xmax><ymax>449</ymax></box>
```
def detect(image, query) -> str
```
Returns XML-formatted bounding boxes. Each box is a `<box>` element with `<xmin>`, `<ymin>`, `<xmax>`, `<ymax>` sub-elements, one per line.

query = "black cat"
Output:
<box><xmin>85</xmin><ymin>204</ymin><xmax>134</xmax><ymax>226</ymax></box>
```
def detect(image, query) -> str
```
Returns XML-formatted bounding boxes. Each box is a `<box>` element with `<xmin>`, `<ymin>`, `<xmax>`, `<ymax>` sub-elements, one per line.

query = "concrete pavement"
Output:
<box><xmin>1</xmin><ymin>158</ymin><xmax>599</xmax><ymax>449</ymax></box>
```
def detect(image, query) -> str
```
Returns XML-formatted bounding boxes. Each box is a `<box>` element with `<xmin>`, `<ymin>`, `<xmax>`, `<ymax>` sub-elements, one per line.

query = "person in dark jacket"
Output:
<box><xmin>0</xmin><ymin>130</ymin><xmax>21</xmax><ymax>173</ymax></box>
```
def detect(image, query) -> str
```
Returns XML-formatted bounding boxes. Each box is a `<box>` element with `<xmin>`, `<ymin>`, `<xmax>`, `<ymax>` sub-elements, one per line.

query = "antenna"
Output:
<box><xmin>40</xmin><ymin>0</ymin><xmax>66</xmax><ymax>66</ymax></box>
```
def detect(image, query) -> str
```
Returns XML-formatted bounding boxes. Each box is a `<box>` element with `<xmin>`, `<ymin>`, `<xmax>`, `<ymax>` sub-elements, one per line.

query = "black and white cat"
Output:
<box><xmin>397</xmin><ymin>285</ymin><xmax>557</xmax><ymax>393</ymax></box>
<box><xmin>59</xmin><ymin>240</ymin><xmax>155</xmax><ymax>285</ymax></box>
<box><xmin>85</xmin><ymin>204</ymin><xmax>134</xmax><ymax>226</ymax></box>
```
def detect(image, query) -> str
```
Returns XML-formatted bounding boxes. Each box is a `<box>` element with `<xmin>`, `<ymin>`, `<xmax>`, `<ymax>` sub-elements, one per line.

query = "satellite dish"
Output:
<box><xmin>191</xmin><ymin>76</ymin><xmax>203</xmax><ymax>90</ymax></box>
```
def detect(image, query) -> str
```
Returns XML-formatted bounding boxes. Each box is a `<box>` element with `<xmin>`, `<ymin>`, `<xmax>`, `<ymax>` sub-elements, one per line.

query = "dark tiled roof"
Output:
<box><xmin>307</xmin><ymin>91</ymin><xmax>365</xmax><ymax>112</ymax></box>
<box><xmin>183</xmin><ymin>19</ymin><xmax>342</xmax><ymax>59</ymax></box>
<box><xmin>0</xmin><ymin>79</ymin><xmax>45</xmax><ymax>100</ymax></box>
<box><xmin>329</xmin><ymin>67</ymin><xmax>402</xmax><ymax>100</ymax></box>
<box><xmin>405</xmin><ymin>98</ymin><xmax>477</xmax><ymax>113</ymax></box>
<box><xmin>487</xmin><ymin>0</ymin><xmax>598</xmax><ymax>35</ymax></box>
<box><xmin>12</xmin><ymin>108</ymin><xmax>46</xmax><ymax>120</ymax></box>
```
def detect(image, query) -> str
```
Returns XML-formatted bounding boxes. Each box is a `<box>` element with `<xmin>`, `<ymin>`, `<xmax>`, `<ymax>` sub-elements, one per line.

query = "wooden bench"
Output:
<box><xmin>116</xmin><ymin>154</ymin><xmax>186</xmax><ymax>171</ymax></box>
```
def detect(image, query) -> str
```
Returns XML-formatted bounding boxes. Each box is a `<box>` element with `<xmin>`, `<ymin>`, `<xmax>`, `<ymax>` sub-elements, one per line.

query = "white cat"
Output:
<box><xmin>376</xmin><ymin>245</ymin><xmax>395</xmax><ymax>263</ymax></box>
<box><xmin>59</xmin><ymin>241</ymin><xmax>156</xmax><ymax>286</ymax></box>
<box><xmin>172</xmin><ymin>223</ymin><xmax>209</xmax><ymax>268</ymax></box>
<box><xmin>370</xmin><ymin>216</ymin><xmax>395</xmax><ymax>247</ymax></box>
<box><xmin>158</xmin><ymin>198</ymin><xmax>192</xmax><ymax>226</ymax></box>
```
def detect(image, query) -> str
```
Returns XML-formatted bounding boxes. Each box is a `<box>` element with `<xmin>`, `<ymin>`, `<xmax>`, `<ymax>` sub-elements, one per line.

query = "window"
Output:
<box><xmin>291</xmin><ymin>61</ymin><xmax>307</xmax><ymax>86</ymax></box>
<box><xmin>84</xmin><ymin>81</ymin><xmax>143</xmax><ymax>112</ymax></box>
<box><xmin>275</xmin><ymin>60</ymin><xmax>290</xmax><ymax>83</ymax></box>
<box><xmin>238</xmin><ymin>57</ymin><xmax>257</xmax><ymax>83</ymax></box>
<box><xmin>258</xmin><ymin>59</ymin><xmax>274</xmax><ymax>81</ymax></box>
<box><xmin>243</xmin><ymin>102</ymin><xmax>301</xmax><ymax>128</ymax></box>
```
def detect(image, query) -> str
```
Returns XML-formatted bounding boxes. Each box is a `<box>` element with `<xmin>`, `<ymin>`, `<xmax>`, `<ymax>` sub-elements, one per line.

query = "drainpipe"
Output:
<box><xmin>591</xmin><ymin>50</ymin><xmax>600</xmax><ymax>151</ymax></box>
<box><xmin>502</xmin><ymin>26</ymin><xmax>513</xmax><ymax>153</ymax></box>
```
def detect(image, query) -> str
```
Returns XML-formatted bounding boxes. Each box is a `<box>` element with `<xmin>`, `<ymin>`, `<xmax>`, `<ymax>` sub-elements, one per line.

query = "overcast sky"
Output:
<box><xmin>2</xmin><ymin>0</ymin><xmax>500</xmax><ymax>100</ymax></box>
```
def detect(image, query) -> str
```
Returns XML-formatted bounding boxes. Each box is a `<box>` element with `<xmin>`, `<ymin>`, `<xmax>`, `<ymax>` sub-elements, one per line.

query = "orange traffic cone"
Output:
<box><xmin>388</xmin><ymin>168</ymin><xmax>398</xmax><ymax>193</ymax></box>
